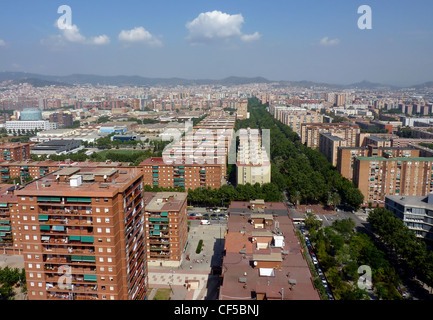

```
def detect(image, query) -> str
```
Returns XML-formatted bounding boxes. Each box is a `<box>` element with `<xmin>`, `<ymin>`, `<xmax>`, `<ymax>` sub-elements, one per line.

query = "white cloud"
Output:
<box><xmin>91</xmin><ymin>34</ymin><xmax>110</xmax><ymax>45</ymax></box>
<box><xmin>0</xmin><ymin>39</ymin><xmax>6</xmax><ymax>47</ymax></box>
<box><xmin>60</xmin><ymin>24</ymin><xmax>86</xmax><ymax>43</ymax></box>
<box><xmin>43</xmin><ymin>21</ymin><xmax>110</xmax><ymax>46</ymax></box>
<box><xmin>319</xmin><ymin>36</ymin><xmax>340</xmax><ymax>46</ymax></box>
<box><xmin>241</xmin><ymin>31</ymin><xmax>261</xmax><ymax>42</ymax></box>
<box><xmin>186</xmin><ymin>10</ymin><xmax>260</xmax><ymax>44</ymax></box>
<box><xmin>118</xmin><ymin>27</ymin><xmax>162</xmax><ymax>47</ymax></box>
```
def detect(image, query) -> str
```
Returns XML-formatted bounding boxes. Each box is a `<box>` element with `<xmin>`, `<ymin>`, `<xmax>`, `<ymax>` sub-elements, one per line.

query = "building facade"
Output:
<box><xmin>301</xmin><ymin>123</ymin><xmax>360</xmax><ymax>150</ymax></box>
<box><xmin>13</xmin><ymin>166</ymin><xmax>148</xmax><ymax>300</ymax></box>
<box><xmin>353</xmin><ymin>156</ymin><xmax>433</xmax><ymax>205</ymax></box>
<box><xmin>385</xmin><ymin>194</ymin><xmax>433</xmax><ymax>241</ymax></box>
<box><xmin>141</xmin><ymin>157</ymin><xmax>223</xmax><ymax>190</ymax></box>
<box><xmin>0</xmin><ymin>143</ymin><xmax>31</xmax><ymax>162</ymax></box>
<box><xmin>236</xmin><ymin>128</ymin><xmax>271</xmax><ymax>185</ymax></box>
<box><xmin>144</xmin><ymin>192</ymin><xmax>188</xmax><ymax>267</ymax></box>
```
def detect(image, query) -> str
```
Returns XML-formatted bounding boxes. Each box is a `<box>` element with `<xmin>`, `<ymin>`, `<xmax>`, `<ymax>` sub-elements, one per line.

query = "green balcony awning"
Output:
<box><xmin>0</xmin><ymin>226</ymin><xmax>11</xmax><ymax>231</ymax></box>
<box><xmin>81</xmin><ymin>256</ymin><xmax>96</xmax><ymax>262</ymax></box>
<box><xmin>40</xmin><ymin>225</ymin><xmax>50</xmax><ymax>231</ymax></box>
<box><xmin>52</xmin><ymin>225</ymin><xmax>65</xmax><ymax>231</ymax></box>
<box><xmin>37</xmin><ymin>197</ymin><xmax>61</xmax><ymax>202</ymax></box>
<box><xmin>81</xmin><ymin>236</ymin><xmax>94</xmax><ymax>243</ymax></box>
<box><xmin>84</xmin><ymin>274</ymin><xmax>97</xmax><ymax>282</ymax></box>
<box><xmin>71</xmin><ymin>255</ymin><xmax>82</xmax><ymax>262</ymax></box>
<box><xmin>67</xmin><ymin>197</ymin><xmax>92</xmax><ymax>203</ymax></box>
<box><xmin>39</xmin><ymin>215</ymin><xmax>49</xmax><ymax>221</ymax></box>
<box><xmin>152</xmin><ymin>231</ymin><xmax>160</xmax><ymax>236</ymax></box>
<box><xmin>0</xmin><ymin>203</ymin><xmax>8</xmax><ymax>207</ymax></box>
<box><xmin>149</xmin><ymin>218</ymin><xmax>162</xmax><ymax>222</ymax></box>
<box><xmin>0</xmin><ymin>220</ymin><xmax>10</xmax><ymax>225</ymax></box>
<box><xmin>161</xmin><ymin>212</ymin><xmax>168</xmax><ymax>217</ymax></box>
<box><xmin>69</xmin><ymin>235</ymin><xmax>81</xmax><ymax>241</ymax></box>
<box><xmin>71</xmin><ymin>255</ymin><xmax>95</xmax><ymax>263</ymax></box>
<box><xmin>154</xmin><ymin>225</ymin><xmax>160</xmax><ymax>230</ymax></box>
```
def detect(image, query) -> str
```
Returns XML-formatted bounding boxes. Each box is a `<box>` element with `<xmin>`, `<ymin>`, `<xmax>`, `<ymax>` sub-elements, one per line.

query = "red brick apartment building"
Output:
<box><xmin>13</xmin><ymin>166</ymin><xmax>148</xmax><ymax>300</ymax></box>
<box><xmin>337</xmin><ymin>146</ymin><xmax>419</xmax><ymax>181</ymax></box>
<box><xmin>0</xmin><ymin>143</ymin><xmax>31</xmax><ymax>162</ymax></box>
<box><xmin>141</xmin><ymin>157</ymin><xmax>223</xmax><ymax>190</ymax></box>
<box><xmin>144</xmin><ymin>192</ymin><xmax>188</xmax><ymax>267</ymax></box>
<box><xmin>301</xmin><ymin>123</ymin><xmax>360</xmax><ymax>150</ymax></box>
<box><xmin>219</xmin><ymin>200</ymin><xmax>320</xmax><ymax>300</ymax></box>
<box><xmin>0</xmin><ymin>184</ymin><xmax>19</xmax><ymax>254</ymax></box>
<box><xmin>353</xmin><ymin>156</ymin><xmax>433</xmax><ymax>206</ymax></box>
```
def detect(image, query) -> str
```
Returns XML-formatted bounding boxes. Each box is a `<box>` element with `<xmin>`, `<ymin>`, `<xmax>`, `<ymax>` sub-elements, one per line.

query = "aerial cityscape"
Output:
<box><xmin>1</xmin><ymin>0</ymin><xmax>433</xmax><ymax>312</ymax></box>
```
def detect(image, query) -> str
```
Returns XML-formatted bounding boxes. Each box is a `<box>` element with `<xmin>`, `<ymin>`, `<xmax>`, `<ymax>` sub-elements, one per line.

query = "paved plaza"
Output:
<box><xmin>148</xmin><ymin>220</ymin><xmax>226</xmax><ymax>300</ymax></box>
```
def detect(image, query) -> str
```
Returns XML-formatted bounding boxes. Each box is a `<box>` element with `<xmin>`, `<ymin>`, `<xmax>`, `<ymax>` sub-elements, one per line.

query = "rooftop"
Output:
<box><xmin>386</xmin><ymin>194</ymin><xmax>433</xmax><ymax>210</ymax></box>
<box><xmin>356</xmin><ymin>156</ymin><xmax>433</xmax><ymax>162</ymax></box>
<box><xmin>229</xmin><ymin>201</ymin><xmax>289</xmax><ymax>216</ymax></box>
<box><xmin>144</xmin><ymin>192</ymin><xmax>187</xmax><ymax>211</ymax></box>
<box><xmin>15</xmin><ymin>166</ymin><xmax>143</xmax><ymax>197</ymax></box>
<box><xmin>219</xmin><ymin>213</ymin><xmax>320</xmax><ymax>300</ymax></box>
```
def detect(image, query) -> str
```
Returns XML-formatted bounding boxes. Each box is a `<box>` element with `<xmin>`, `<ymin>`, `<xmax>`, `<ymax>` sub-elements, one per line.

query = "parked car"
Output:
<box><xmin>200</xmin><ymin>220</ymin><xmax>210</xmax><ymax>225</ymax></box>
<box><xmin>321</xmin><ymin>279</ymin><xmax>328</xmax><ymax>288</ymax></box>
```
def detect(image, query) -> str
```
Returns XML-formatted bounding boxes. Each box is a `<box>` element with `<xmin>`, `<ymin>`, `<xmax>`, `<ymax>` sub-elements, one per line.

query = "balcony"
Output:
<box><xmin>44</xmin><ymin>264</ymin><xmax>96</xmax><ymax>275</ymax></box>
<box><xmin>39</xmin><ymin>216</ymin><xmax>93</xmax><ymax>226</ymax></box>
<box><xmin>39</xmin><ymin>208</ymin><xmax>93</xmax><ymax>216</ymax></box>
<box><xmin>42</xmin><ymin>245</ymin><xmax>95</xmax><ymax>255</ymax></box>
<box><xmin>46</xmin><ymin>283</ymin><xmax>98</xmax><ymax>294</ymax></box>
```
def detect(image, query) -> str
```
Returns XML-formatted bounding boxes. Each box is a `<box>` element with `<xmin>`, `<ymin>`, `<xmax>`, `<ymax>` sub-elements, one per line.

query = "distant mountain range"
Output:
<box><xmin>0</xmin><ymin>71</ymin><xmax>432</xmax><ymax>90</ymax></box>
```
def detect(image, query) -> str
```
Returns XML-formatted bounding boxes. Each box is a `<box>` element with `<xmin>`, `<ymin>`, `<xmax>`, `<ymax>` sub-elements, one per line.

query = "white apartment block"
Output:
<box><xmin>5</xmin><ymin>120</ymin><xmax>57</xmax><ymax>134</ymax></box>
<box><xmin>236</xmin><ymin>128</ymin><xmax>271</xmax><ymax>185</ymax></box>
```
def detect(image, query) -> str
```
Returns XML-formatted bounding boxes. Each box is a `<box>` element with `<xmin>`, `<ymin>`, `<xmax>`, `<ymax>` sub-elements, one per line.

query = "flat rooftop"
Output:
<box><xmin>15</xmin><ymin>166</ymin><xmax>143</xmax><ymax>197</ymax></box>
<box><xmin>144</xmin><ymin>192</ymin><xmax>187</xmax><ymax>211</ymax></box>
<box><xmin>356</xmin><ymin>156</ymin><xmax>433</xmax><ymax>162</ymax></box>
<box><xmin>219</xmin><ymin>213</ymin><xmax>320</xmax><ymax>300</ymax></box>
<box><xmin>386</xmin><ymin>195</ymin><xmax>433</xmax><ymax>210</ymax></box>
<box><xmin>228</xmin><ymin>201</ymin><xmax>289</xmax><ymax>216</ymax></box>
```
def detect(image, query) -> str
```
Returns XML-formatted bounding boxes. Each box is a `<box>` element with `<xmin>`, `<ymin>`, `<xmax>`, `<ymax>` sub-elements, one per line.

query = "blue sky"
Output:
<box><xmin>0</xmin><ymin>0</ymin><xmax>432</xmax><ymax>86</ymax></box>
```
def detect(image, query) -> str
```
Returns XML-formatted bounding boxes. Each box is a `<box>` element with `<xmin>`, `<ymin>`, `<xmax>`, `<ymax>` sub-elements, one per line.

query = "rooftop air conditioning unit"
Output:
<box><xmin>69</xmin><ymin>175</ymin><xmax>82</xmax><ymax>187</ymax></box>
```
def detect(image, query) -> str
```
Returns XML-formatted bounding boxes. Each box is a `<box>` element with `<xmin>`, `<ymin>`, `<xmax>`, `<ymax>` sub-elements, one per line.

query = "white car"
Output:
<box><xmin>321</xmin><ymin>279</ymin><xmax>328</xmax><ymax>288</ymax></box>
<box><xmin>200</xmin><ymin>220</ymin><xmax>210</xmax><ymax>225</ymax></box>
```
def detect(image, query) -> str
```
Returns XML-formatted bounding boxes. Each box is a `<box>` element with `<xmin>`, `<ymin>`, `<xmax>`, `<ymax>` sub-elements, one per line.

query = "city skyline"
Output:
<box><xmin>0</xmin><ymin>1</ymin><xmax>433</xmax><ymax>86</ymax></box>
